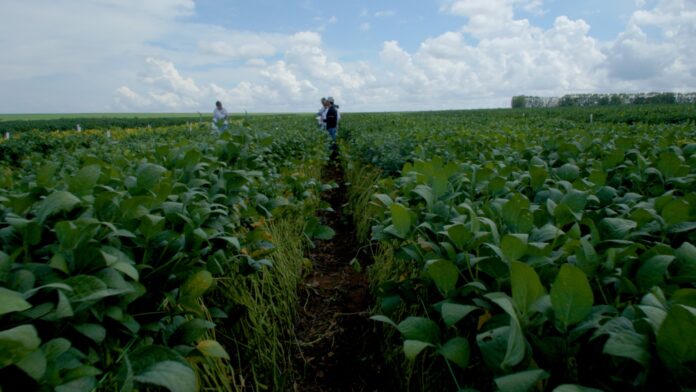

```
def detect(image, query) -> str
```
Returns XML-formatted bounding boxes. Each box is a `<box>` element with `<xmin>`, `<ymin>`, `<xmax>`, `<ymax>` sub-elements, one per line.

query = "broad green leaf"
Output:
<box><xmin>0</xmin><ymin>251</ymin><xmax>9</xmax><ymax>283</ymax></box>
<box><xmin>55</xmin><ymin>376</ymin><xmax>97</xmax><ymax>392</ymax></box>
<box><xmin>55</xmin><ymin>290</ymin><xmax>74</xmax><ymax>319</ymax></box>
<box><xmin>426</xmin><ymin>259</ymin><xmax>458</xmax><ymax>297</ymax></box>
<box><xmin>488</xmin><ymin>176</ymin><xmax>506</xmax><ymax>194</ymax></box>
<box><xmin>63</xmin><ymin>275</ymin><xmax>122</xmax><ymax>303</ymax></box>
<box><xmin>484</xmin><ymin>293</ymin><xmax>526</xmax><ymax>369</ymax></box>
<box><xmin>43</xmin><ymin>338</ymin><xmax>71</xmax><ymax>360</ymax></box>
<box><xmin>638</xmin><ymin>305</ymin><xmax>667</xmax><ymax>333</ymax></box>
<box><xmin>603</xmin><ymin>330</ymin><xmax>649</xmax><ymax>366</ymax></box>
<box><xmin>171</xmin><ymin>318</ymin><xmax>216</xmax><ymax>345</ymax></box>
<box><xmin>101</xmin><ymin>247</ymin><xmax>139</xmax><ymax>280</ymax></box>
<box><xmin>180</xmin><ymin>270</ymin><xmax>214</xmax><ymax>299</ymax></box>
<box><xmin>554</xmin><ymin>204</ymin><xmax>582</xmax><ymax>226</ymax></box>
<box><xmin>67</xmin><ymin>165</ymin><xmax>101</xmax><ymax>195</ymax></box>
<box><xmin>657</xmin><ymin>151</ymin><xmax>687</xmax><ymax>178</ymax></box>
<box><xmin>596</xmin><ymin>186</ymin><xmax>617</xmax><ymax>205</ymax></box>
<box><xmin>313</xmin><ymin>225</ymin><xmax>336</xmax><ymax>240</ymax></box>
<box><xmin>502</xmin><ymin>194</ymin><xmax>531</xmax><ymax>232</ymax></box>
<box><xmin>112</xmin><ymin>262</ymin><xmax>139</xmax><ymax>281</ymax></box>
<box><xmin>0</xmin><ymin>325</ymin><xmax>41</xmax><ymax>368</ymax></box>
<box><xmin>6</xmin><ymin>217</ymin><xmax>42</xmax><ymax>246</ymax></box>
<box><xmin>657</xmin><ymin>304</ymin><xmax>696</xmax><ymax>368</ymax></box>
<box><xmin>637</xmin><ymin>255</ymin><xmax>674</xmax><ymax>290</ymax></box>
<box><xmin>485</xmin><ymin>292</ymin><xmax>518</xmax><ymax>321</ymax></box>
<box><xmin>599</xmin><ymin>217</ymin><xmax>637</xmax><ymax>239</ymax></box>
<box><xmin>180</xmin><ymin>149</ymin><xmax>202</xmax><ymax>169</ymax></box>
<box><xmin>441</xmin><ymin>303</ymin><xmax>478</xmax><ymax>328</ymax></box>
<box><xmin>661</xmin><ymin>199</ymin><xmax>689</xmax><ymax>225</ymax></box>
<box><xmin>16</xmin><ymin>348</ymin><xmax>47</xmax><ymax>380</ymax></box>
<box><xmin>438</xmin><ymin>337</ymin><xmax>470</xmax><ymax>369</ymax></box>
<box><xmin>667</xmin><ymin>221</ymin><xmax>696</xmax><ymax>234</ymax></box>
<box><xmin>551</xmin><ymin>264</ymin><xmax>594</xmax><ymax>330</ymax></box>
<box><xmin>501</xmin><ymin>234</ymin><xmax>528</xmax><ymax>262</ymax></box>
<box><xmin>561</xmin><ymin>189</ymin><xmax>588</xmax><ymax>212</ymax></box>
<box><xmin>503</xmin><ymin>313</ymin><xmax>526</xmax><ymax>369</ymax></box>
<box><xmin>196</xmin><ymin>340</ymin><xmax>230</xmax><ymax>360</ymax></box>
<box><xmin>373</xmin><ymin>193</ymin><xmax>393</xmax><ymax>207</ymax></box>
<box><xmin>676</xmin><ymin>242</ymin><xmax>696</xmax><ymax>264</ymax></box>
<box><xmin>432</xmin><ymin>169</ymin><xmax>450</xmax><ymax>198</ymax></box>
<box><xmin>37</xmin><ymin>161</ymin><xmax>60</xmax><ymax>188</ymax></box>
<box><xmin>494</xmin><ymin>369</ymin><xmax>548</xmax><ymax>392</ymax></box>
<box><xmin>64</xmin><ymin>365</ymin><xmax>102</xmax><ymax>379</ymax></box>
<box><xmin>575</xmin><ymin>237</ymin><xmax>600</xmax><ymax>275</ymax></box>
<box><xmin>54</xmin><ymin>220</ymin><xmax>95</xmax><ymax>251</ymax></box>
<box><xmin>139</xmin><ymin>214</ymin><xmax>165</xmax><ymax>239</ymax></box>
<box><xmin>391</xmin><ymin>203</ymin><xmax>411</xmax><ymax>237</ymax></box>
<box><xmin>589</xmin><ymin>170</ymin><xmax>607</xmax><ymax>186</ymax></box>
<box><xmin>673</xmin><ymin>242</ymin><xmax>696</xmax><ymax>282</ymax></box>
<box><xmin>133</xmin><ymin>361</ymin><xmax>195</xmax><ymax>392</ymax></box>
<box><xmin>530</xmin><ymin>224</ymin><xmax>563</xmax><ymax>243</ymax></box>
<box><xmin>672</xmin><ymin>289</ymin><xmax>696</xmax><ymax>308</ymax></box>
<box><xmin>412</xmin><ymin>184</ymin><xmax>434</xmax><ymax>208</ymax></box>
<box><xmin>529</xmin><ymin>165</ymin><xmax>547</xmax><ymax>190</ymax></box>
<box><xmin>128</xmin><ymin>345</ymin><xmax>195</xmax><ymax>392</ymax></box>
<box><xmin>557</xmin><ymin>163</ymin><xmax>580</xmax><ymax>181</ymax></box>
<box><xmin>398</xmin><ymin>317</ymin><xmax>440</xmax><ymax>344</ymax></box>
<box><xmin>136</xmin><ymin>163</ymin><xmax>167</xmax><ymax>190</ymax></box>
<box><xmin>73</xmin><ymin>324</ymin><xmax>107</xmax><ymax>344</ymax></box>
<box><xmin>36</xmin><ymin>190</ymin><xmax>81</xmax><ymax>223</ymax></box>
<box><xmin>370</xmin><ymin>315</ymin><xmax>397</xmax><ymax>328</ymax></box>
<box><xmin>379</xmin><ymin>294</ymin><xmax>403</xmax><ymax>314</ymax></box>
<box><xmin>511</xmin><ymin>261</ymin><xmax>545</xmax><ymax>317</ymax></box>
<box><xmin>477</xmin><ymin>326</ymin><xmax>508</xmax><ymax>369</ymax></box>
<box><xmin>403</xmin><ymin>340</ymin><xmax>433</xmax><ymax>360</ymax></box>
<box><xmin>0</xmin><ymin>287</ymin><xmax>32</xmax><ymax>315</ymax></box>
<box><xmin>348</xmin><ymin>257</ymin><xmax>362</xmax><ymax>273</ymax></box>
<box><xmin>445</xmin><ymin>223</ymin><xmax>472</xmax><ymax>250</ymax></box>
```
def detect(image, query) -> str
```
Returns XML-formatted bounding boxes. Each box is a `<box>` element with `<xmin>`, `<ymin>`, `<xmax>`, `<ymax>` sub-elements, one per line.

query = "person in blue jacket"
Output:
<box><xmin>324</xmin><ymin>97</ymin><xmax>338</xmax><ymax>142</ymax></box>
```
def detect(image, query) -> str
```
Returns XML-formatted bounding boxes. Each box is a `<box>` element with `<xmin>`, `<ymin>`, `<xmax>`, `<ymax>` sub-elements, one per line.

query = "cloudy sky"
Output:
<box><xmin>1</xmin><ymin>0</ymin><xmax>695</xmax><ymax>113</ymax></box>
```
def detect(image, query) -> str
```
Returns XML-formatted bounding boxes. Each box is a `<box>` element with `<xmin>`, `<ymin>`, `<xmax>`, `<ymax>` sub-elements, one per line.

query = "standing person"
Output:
<box><xmin>325</xmin><ymin>97</ymin><xmax>338</xmax><ymax>143</ymax></box>
<box><xmin>316</xmin><ymin>98</ymin><xmax>327</xmax><ymax>130</ymax></box>
<box><xmin>335</xmin><ymin>103</ymin><xmax>341</xmax><ymax>128</ymax></box>
<box><xmin>213</xmin><ymin>101</ymin><xmax>228</xmax><ymax>132</ymax></box>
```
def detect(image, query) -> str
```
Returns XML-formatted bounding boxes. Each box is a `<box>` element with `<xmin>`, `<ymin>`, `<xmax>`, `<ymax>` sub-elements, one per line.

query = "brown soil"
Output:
<box><xmin>292</xmin><ymin>148</ymin><xmax>387</xmax><ymax>392</ymax></box>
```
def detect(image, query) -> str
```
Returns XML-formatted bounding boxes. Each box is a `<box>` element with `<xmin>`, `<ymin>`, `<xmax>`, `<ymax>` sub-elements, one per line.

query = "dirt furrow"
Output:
<box><xmin>292</xmin><ymin>149</ymin><xmax>386</xmax><ymax>392</ymax></box>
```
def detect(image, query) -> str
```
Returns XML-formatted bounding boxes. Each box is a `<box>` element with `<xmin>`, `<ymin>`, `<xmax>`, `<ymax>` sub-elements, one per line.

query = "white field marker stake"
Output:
<box><xmin>4</xmin><ymin>132</ymin><xmax>9</xmax><ymax>140</ymax></box>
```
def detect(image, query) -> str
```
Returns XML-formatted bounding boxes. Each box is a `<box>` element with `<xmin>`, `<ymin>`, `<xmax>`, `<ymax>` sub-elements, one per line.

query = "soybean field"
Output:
<box><xmin>1</xmin><ymin>105</ymin><xmax>695</xmax><ymax>392</ymax></box>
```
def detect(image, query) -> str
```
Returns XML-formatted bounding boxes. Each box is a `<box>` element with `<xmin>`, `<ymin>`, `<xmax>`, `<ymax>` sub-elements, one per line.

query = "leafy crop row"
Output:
<box><xmin>0</xmin><ymin>120</ymin><xmax>330</xmax><ymax>391</ymax></box>
<box><xmin>341</xmin><ymin>107</ymin><xmax>696</xmax><ymax>391</ymax></box>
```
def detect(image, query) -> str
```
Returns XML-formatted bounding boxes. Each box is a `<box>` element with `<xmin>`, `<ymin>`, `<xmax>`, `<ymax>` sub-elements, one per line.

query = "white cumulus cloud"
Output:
<box><xmin>1</xmin><ymin>0</ymin><xmax>695</xmax><ymax>113</ymax></box>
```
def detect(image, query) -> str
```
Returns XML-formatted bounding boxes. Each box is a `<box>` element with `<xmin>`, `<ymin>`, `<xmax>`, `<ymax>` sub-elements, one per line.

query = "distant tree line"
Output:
<box><xmin>512</xmin><ymin>92</ymin><xmax>696</xmax><ymax>108</ymax></box>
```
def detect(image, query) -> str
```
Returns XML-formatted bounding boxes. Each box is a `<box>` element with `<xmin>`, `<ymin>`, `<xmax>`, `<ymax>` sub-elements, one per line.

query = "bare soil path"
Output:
<box><xmin>292</xmin><ymin>148</ymin><xmax>387</xmax><ymax>392</ymax></box>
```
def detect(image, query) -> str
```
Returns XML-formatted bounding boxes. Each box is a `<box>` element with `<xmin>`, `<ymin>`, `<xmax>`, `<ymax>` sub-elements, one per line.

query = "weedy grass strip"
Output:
<box><xmin>215</xmin><ymin>214</ymin><xmax>308</xmax><ymax>391</ymax></box>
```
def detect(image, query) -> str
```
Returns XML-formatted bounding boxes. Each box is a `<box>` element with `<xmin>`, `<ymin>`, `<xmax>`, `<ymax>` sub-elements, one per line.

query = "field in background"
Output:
<box><xmin>0</xmin><ymin>112</ymin><xmax>202</xmax><ymax>121</ymax></box>
<box><xmin>1</xmin><ymin>104</ymin><xmax>695</xmax><ymax>392</ymax></box>
<box><xmin>0</xmin><ymin>112</ymin><xmax>310</xmax><ymax>121</ymax></box>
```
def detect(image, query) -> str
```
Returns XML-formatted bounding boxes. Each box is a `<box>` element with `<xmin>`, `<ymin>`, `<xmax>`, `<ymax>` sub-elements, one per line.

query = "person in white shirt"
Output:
<box><xmin>213</xmin><ymin>101</ymin><xmax>228</xmax><ymax>132</ymax></box>
<box><xmin>316</xmin><ymin>97</ymin><xmax>327</xmax><ymax>130</ymax></box>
